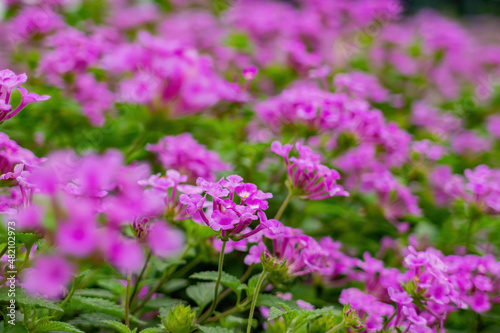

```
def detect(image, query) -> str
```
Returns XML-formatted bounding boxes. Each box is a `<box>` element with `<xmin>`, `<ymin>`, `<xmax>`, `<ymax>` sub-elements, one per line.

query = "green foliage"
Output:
<box><xmin>32</xmin><ymin>321</ymin><xmax>84</xmax><ymax>333</ymax></box>
<box><xmin>0</xmin><ymin>288</ymin><xmax>63</xmax><ymax>312</ymax></box>
<box><xmin>160</xmin><ymin>304</ymin><xmax>196</xmax><ymax>333</ymax></box>
<box><xmin>197</xmin><ymin>326</ymin><xmax>234</xmax><ymax>333</ymax></box>
<box><xmin>190</xmin><ymin>271</ymin><xmax>242</xmax><ymax>292</ymax></box>
<box><xmin>185</xmin><ymin>283</ymin><xmax>218</xmax><ymax>311</ymax></box>
<box><xmin>101</xmin><ymin>320</ymin><xmax>136</xmax><ymax>333</ymax></box>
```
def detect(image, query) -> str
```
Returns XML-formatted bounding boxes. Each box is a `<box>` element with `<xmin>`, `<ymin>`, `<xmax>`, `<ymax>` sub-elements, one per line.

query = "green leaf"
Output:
<box><xmin>268</xmin><ymin>307</ymin><xmax>285</xmax><ymax>321</ymax></box>
<box><xmin>185</xmin><ymin>282</ymin><xmax>217</xmax><ymax>311</ymax></box>
<box><xmin>97</xmin><ymin>279</ymin><xmax>126</xmax><ymax>295</ymax></box>
<box><xmin>0</xmin><ymin>288</ymin><xmax>63</xmax><ymax>312</ymax></box>
<box><xmin>70</xmin><ymin>296</ymin><xmax>124</xmax><ymax>318</ymax></box>
<box><xmin>4</xmin><ymin>324</ymin><xmax>29</xmax><ymax>333</ymax></box>
<box><xmin>139</xmin><ymin>328</ymin><xmax>164</xmax><ymax>333</ymax></box>
<box><xmin>33</xmin><ymin>321</ymin><xmax>84</xmax><ymax>333</ymax></box>
<box><xmin>69</xmin><ymin>296</ymin><xmax>144</xmax><ymax>324</ymax></box>
<box><xmin>67</xmin><ymin>313</ymin><xmax>119</xmax><ymax>328</ymax></box>
<box><xmin>247</xmin><ymin>274</ymin><xmax>261</xmax><ymax>295</ymax></box>
<box><xmin>74</xmin><ymin>289</ymin><xmax>115</xmax><ymax>299</ymax></box>
<box><xmin>190</xmin><ymin>271</ymin><xmax>241</xmax><ymax>291</ymax></box>
<box><xmin>145</xmin><ymin>297</ymin><xmax>184</xmax><ymax>312</ymax></box>
<box><xmin>0</xmin><ymin>232</ymin><xmax>40</xmax><ymax>246</ymax></box>
<box><xmin>197</xmin><ymin>326</ymin><xmax>234</xmax><ymax>333</ymax></box>
<box><xmin>101</xmin><ymin>320</ymin><xmax>131</xmax><ymax>333</ymax></box>
<box><xmin>257</xmin><ymin>295</ymin><xmax>301</xmax><ymax>311</ymax></box>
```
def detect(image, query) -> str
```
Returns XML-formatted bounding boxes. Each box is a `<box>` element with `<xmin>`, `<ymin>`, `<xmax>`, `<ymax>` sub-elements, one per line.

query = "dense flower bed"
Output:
<box><xmin>1</xmin><ymin>1</ymin><xmax>500</xmax><ymax>332</ymax></box>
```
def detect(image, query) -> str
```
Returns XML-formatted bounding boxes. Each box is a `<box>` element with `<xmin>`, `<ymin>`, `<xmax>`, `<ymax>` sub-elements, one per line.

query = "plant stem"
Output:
<box><xmin>129</xmin><ymin>251</ymin><xmax>151</xmax><ymax>307</ymax></box>
<box><xmin>133</xmin><ymin>245</ymin><xmax>191</xmax><ymax>313</ymax></box>
<box><xmin>21</xmin><ymin>244</ymin><xmax>33</xmax><ymax>269</ymax></box>
<box><xmin>125</xmin><ymin>274</ymin><xmax>132</xmax><ymax>327</ymax></box>
<box><xmin>246</xmin><ymin>269</ymin><xmax>267</xmax><ymax>333</ymax></box>
<box><xmin>60</xmin><ymin>279</ymin><xmax>77</xmax><ymax>309</ymax></box>
<box><xmin>274</xmin><ymin>191</ymin><xmax>292</xmax><ymax>220</ymax></box>
<box><xmin>382</xmin><ymin>310</ymin><xmax>397</xmax><ymax>331</ymax></box>
<box><xmin>325</xmin><ymin>320</ymin><xmax>345</xmax><ymax>333</ymax></box>
<box><xmin>466</xmin><ymin>216</ymin><xmax>475</xmax><ymax>252</ymax></box>
<box><xmin>205</xmin><ymin>305</ymin><xmax>241</xmax><ymax>323</ymax></box>
<box><xmin>199</xmin><ymin>239</ymin><xmax>228</xmax><ymax>323</ymax></box>
<box><xmin>0</xmin><ymin>244</ymin><xmax>7</xmax><ymax>258</ymax></box>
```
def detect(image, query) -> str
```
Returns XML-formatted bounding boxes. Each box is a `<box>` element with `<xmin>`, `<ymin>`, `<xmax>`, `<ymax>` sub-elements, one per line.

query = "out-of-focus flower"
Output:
<box><xmin>147</xmin><ymin>133</ymin><xmax>230</xmax><ymax>182</ymax></box>
<box><xmin>22</xmin><ymin>255</ymin><xmax>74</xmax><ymax>299</ymax></box>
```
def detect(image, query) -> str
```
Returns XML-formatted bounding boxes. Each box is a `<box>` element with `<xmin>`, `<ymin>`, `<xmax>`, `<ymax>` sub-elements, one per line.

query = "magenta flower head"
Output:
<box><xmin>180</xmin><ymin>175</ymin><xmax>277</xmax><ymax>241</ymax></box>
<box><xmin>242</xmin><ymin>66</ymin><xmax>258</xmax><ymax>81</ymax></box>
<box><xmin>146</xmin><ymin>222</ymin><xmax>185</xmax><ymax>258</ymax></box>
<box><xmin>146</xmin><ymin>133</ymin><xmax>230</xmax><ymax>182</ymax></box>
<box><xmin>21</xmin><ymin>255</ymin><xmax>74</xmax><ymax>299</ymax></box>
<box><xmin>0</xmin><ymin>69</ymin><xmax>50</xmax><ymax>123</ymax></box>
<box><xmin>272</xmin><ymin>141</ymin><xmax>348</xmax><ymax>200</ymax></box>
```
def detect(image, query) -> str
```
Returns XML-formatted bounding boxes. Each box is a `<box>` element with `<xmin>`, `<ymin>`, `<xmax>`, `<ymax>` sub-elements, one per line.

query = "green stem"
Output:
<box><xmin>274</xmin><ymin>191</ymin><xmax>293</xmax><ymax>220</ymax></box>
<box><xmin>129</xmin><ymin>251</ymin><xmax>151</xmax><ymax>307</ymax></box>
<box><xmin>466</xmin><ymin>216</ymin><xmax>474</xmax><ymax>252</ymax></box>
<box><xmin>133</xmin><ymin>245</ymin><xmax>191</xmax><ymax>313</ymax></box>
<box><xmin>59</xmin><ymin>280</ymin><xmax>77</xmax><ymax>309</ymax></box>
<box><xmin>325</xmin><ymin>320</ymin><xmax>345</xmax><ymax>333</ymax></box>
<box><xmin>125</xmin><ymin>274</ymin><xmax>132</xmax><ymax>327</ymax></box>
<box><xmin>205</xmin><ymin>305</ymin><xmax>241</xmax><ymax>323</ymax></box>
<box><xmin>246</xmin><ymin>269</ymin><xmax>267</xmax><ymax>333</ymax></box>
<box><xmin>0</xmin><ymin>244</ymin><xmax>7</xmax><ymax>258</ymax></box>
<box><xmin>21</xmin><ymin>244</ymin><xmax>33</xmax><ymax>269</ymax></box>
<box><xmin>198</xmin><ymin>240</ymin><xmax>228</xmax><ymax>323</ymax></box>
<box><xmin>383</xmin><ymin>310</ymin><xmax>397</xmax><ymax>332</ymax></box>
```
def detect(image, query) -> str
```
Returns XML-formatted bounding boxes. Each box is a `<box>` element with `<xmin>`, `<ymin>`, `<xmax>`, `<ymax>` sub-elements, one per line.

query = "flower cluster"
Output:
<box><xmin>272</xmin><ymin>141</ymin><xmax>348</xmax><ymax>200</ymax></box>
<box><xmin>0</xmin><ymin>70</ymin><xmax>50</xmax><ymax>124</ymax></box>
<box><xmin>180</xmin><ymin>175</ymin><xmax>276</xmax><ymax>239</ymax></box>
<box><xmin>146</xmin><ymin>133</ymin><xmax>230</xmax><ymax>182</ymax></box>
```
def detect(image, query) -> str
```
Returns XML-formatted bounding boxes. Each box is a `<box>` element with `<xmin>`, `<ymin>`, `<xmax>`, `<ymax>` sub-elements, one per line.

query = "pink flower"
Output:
<box><xmin>469</xmin><ymin>292</ymin><xmax>491</xmax><ymax>313</ymax></box>
<box><xmin>22</xmin><ymin>256</ymin><xmax>74</xmax><ymax>299</ymax></box>
<box><xmin>147</xmin><ymin>223</ymin><xmax>184</xmax><ymax>258</ymax></box>
<box><xmin>211</xmin><ymin>210</ymin><xmax>240</xmax><ymax>231</ymax></box>
<box><xmin>486</xmin><ymin>115</ymin><xmax>500</xmax><ymax>139</ymax></box>
<box><xmin>242</xmin><ymin>66</ymin><xmax>258</xmax><ymax>81</ymax></box>
<box><xmin>272</xmin><ymin>141</ymin><xmax>348</xmax><ymax>200</ymax></box>
<box><xmin>147</xmin><ymin>133</ymin><xmax>230</xmax><ymax>181</ymax></box>
<box><xmin>0</xmin><ymin>70</ymin><xmax>50</xmax><ymax>123</ymax></box>
<box><xmin>102</xmin><ymin>232</ymin><xmax>145</xmax><ymax>274</ymax></box>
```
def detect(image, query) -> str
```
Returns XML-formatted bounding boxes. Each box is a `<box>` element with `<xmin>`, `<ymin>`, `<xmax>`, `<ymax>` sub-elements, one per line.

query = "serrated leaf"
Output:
<box><xmin>153</xmin><ymin>258</ymin><xmax>187</xmax><ymax>272</ymax></box>
<box><xmin>160</xmin><ymin>279</ymin><xmax>189</xmax><ymax>293</ymax></box>
<box><xmin>0</xmin><ymin>232</ymin><xmax>40</xmax><ymax>246</ymax></box>
<box><xmin>247</xmin><ymin>274</ymin><xmax>261</xmax><ymax>296</ymax></box>
<box><xmin>197</xmin><ymin>326</ymin><xmax>234</xmax><ymax>333</ymax></box>
<box><xmin>4</xmin><ymin>324</ymin><xmax>29</xmax><ymax>333</ymax></box>
<box><xmin>74</xmin><ymin>289</ymin><xmax>115</xmax><ymax>299</ymax></box>
<box><xmin>101</xmin><ymin>320</ymin><xmax>131</xmax><ymax>333</ymax></box>
<box><xmin>70</xmin><ymin>296</ymin><xmax>124</xmax><ymax>318</ymax></box>
<box><xmin>145</xmin><ymin>297</ymin><xmax>184</xmax><ymax>311</ymax></box>
<box><xmin>67</xmin><ymin>313</ymin><xmax>118</xmax><ymax>328</ymax></box>
<box><xmin>139</xmin><ymin>328</ymin><xmax>164</xmax><ymax>333</ymax></box>
<box><xmin>69</xmin><ymin>296</ymin><xmax>143</xmax><ymax>325</ymax></box>
<box><xmin>257</xmin><ymin>295</ymin><xmax>301</xmax><ymax>310</ymax></box>
<box><xmin>0</xmin><ymin>288</ymin><xmax>63</xmax><ymax>312</ymax></box>
<box><xmin>190</xmin><ymin>271</ymin><xmax>241</xmax><ymax>291</ymax></box>
<box><xmin>268</xmin><ymin>307</ymin><xmax>285</xmax><ymax>321</ymax></box>
<box><xmin>33</xmin><ymin>321</ymin><xmax>83</xmax><ymax>333</ymax></box>
<box><xmin>34</xmin><ymin>316</ymin><xmax>54</xmax><ymax>325</ymax></box>
<box><xmin>186</xmin><ymin>282</ymin><xmax>217</xmax><ymax>310</ymax></box>
<box><xmin>97</xmin><ymin>279</ymin><xmax>126</xmax><ymax>295</ymax></box>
